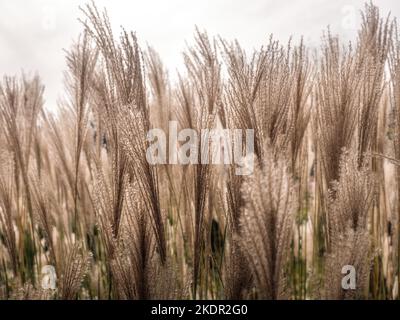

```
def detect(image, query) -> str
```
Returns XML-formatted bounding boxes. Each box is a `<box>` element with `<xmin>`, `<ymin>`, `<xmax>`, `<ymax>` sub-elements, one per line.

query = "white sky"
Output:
<box><xmin>0</xmin><ymin>0</ymin><xmax>399</xmax><ymax>109</ymax></box>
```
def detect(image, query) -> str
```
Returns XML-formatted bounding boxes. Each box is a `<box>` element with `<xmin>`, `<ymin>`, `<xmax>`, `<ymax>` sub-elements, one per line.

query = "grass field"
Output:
<box><xmin>0</xmin><ymin>1</ymin><xmax>399</xmax><ymax>300</ymax></box>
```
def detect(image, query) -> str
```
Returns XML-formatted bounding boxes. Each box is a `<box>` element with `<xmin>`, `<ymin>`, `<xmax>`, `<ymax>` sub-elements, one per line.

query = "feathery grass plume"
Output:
<box><xmin>90</xmin><ymin>136</ymin><xmax>127</xmax><ymax>250</ymax></box>
<box><xmin>64</xmin><ymin>31</ymin><xmax>98</xmax><ymax>233</ymax></box>
<box><xmin>289</xmin><ymin>38</ymin><xmax>313</xmax><ymax>170</ymax></box>
<box><xmin>356</xmin><ymin>2</ymin><xmax>392</xmax><ymax>166</ymax></box>
<box><xmin>59</xmin><ymin>244</ymin><xmax>91</xmax><ymax>300</ymax></box>
<box><xmin>29</xmin><ymin>174</ymin><xmax>58</xmax><ymax>271</ymax></box>
<box><xmin>316</xmin><ymin>32</ymin><xmax>361</xmax><ymax>188</ymax></box>
<box><xmin>354</xmin><ymin>4</ymin><xmax>392</xmax><ymax>297</ymax></box>
<box><xmin>390</xmin><ymin>23</ymin><xmax>400</xmax><ymax>159</ymax></box>
<box><xmin>145</xmin><ymin>48</ymin><xmax>180</xmax><ymax>241</ymax></box>
<box><xmin>223</xmin><ymin>236</ymin><xmax>251</xmax><ymax>300</ymax></box>
<box><xmin>222</xmin><ymin>104</ymin><xmax>251</xmax><ymax>299</ymax></box>
<box><xmin>184</xmin><ymin>27</ymin><xmax>222</xmax><ymax>116</ymax></box>
<box><xmin>0</xmin><ymin>75</ymin><xmax>44</xmax><ymax>212</ymax></box>
<box><xmin>84</xmin><ymin>4</ymin><xmax>129</xmax><ymax>203</ymax></box>
<box><xmin>239</xmin><ymin>145</ymin><xmax>298</xmax><ymax>299</ymax></box>
<box><xmin>223</xmin><ymin>36</ymin><xmax>296</xmax><ymax>156</ymax></box>
<box><xmin>220</xmin><ymin>39</ymin><xmax>268</xmax><ymax>299</ymax></box>
<box><xmin>91</xmin><ymin>167</ymin><xmax>118</xmax><ymax>299</ymax></box>
<box><xmin>90</xmin><ymin>153</ymin><xmax>127</xmax><ymax>302</ymax></box>
<box><xmin>146</xmin><ymin>46</ymin><xmax>170</xmax><ymax>129</ymax></box>
<box><xmin>221</xmin><ymin>39</ymin><xmax>268</xmax><ymax>158</ymax></box>
<box><xmin>144</xmin><ymin>47</ymin><xmax>184</xmax><ymax>270</ymax></box>
<box><xmin>43</xmin><ymin>111</ymin><xmax>76</xmax><ymax>198</ymax></box>
<box><xmin>173</xmin><ymin>77</ymin><xmax>197</xmax><ymax>278</ymax></box>
<box><xmin>108</xmin><ymin>182</ymin><xmax>153</xmax><ymax>299</ymax></box>
<box><xmin>0</xmin><ymin>153</ymin><xmax>19</xmax><ymax>276</ymax></box>
<box><xmin>222</xmin><ymin>37</ymin><xmax>309</xmax><ymax>299</ymax></box>
<box><xmin>89</xmin><ymin>84</ymin><xmax>129</xmax><ymax>297</ymax></box>
<box><xmin>1</xmin><ymin>0</ymin><xmax>400</xmax><ymax>301</ymax></box>
<box><xmin>81</xmin><ymin>3</ymin><xmax>166</xmax><ymax>264</ymax></box>
<box><xmin>80</xmin><ymin>3</ymin><xmax>144</xmax><ymax>106</ymax></box>
<box><xmin>0</xmin><ymin>74</ymin><xmax>44</xmax><ymax>284</ymax></box>
<box><xmin>148</xmin><ymin>264</ymin><xmax>189</xmax><ymax>300</ymax></box>
<box><xmin>320</xmin><ymin>151</ymin><xmax>375</xmax><ymax>299</ymax></box>
<box><xmin>326</xmin><ymin>151</ymin><xmax>375</xmax><ymax>239</ymax></box>
<box><xmin>110</xmin><ymin>182</ymin><xmax>185</xmax><ymax>299</ymax></box>
<box><xmin>12</xmin><ymin>283</ymin><xmax>52</xmax><ymax>300</ymax></box>
<box><xmin>117</xmin><ymin>105</ymin><xmax>166</xmax><ymax>259</ymax></box>
<box><xmin>315</xmin><ymin>32</ymin><xmax>362</xmax><ymax>254</ymax></box>
<box><xmin>44</xmin><ymin>105</ymin><xmax>95</xmax><ymax>235</ymax></box>
<box><xmin>286</xmin><ymin>39</ymin><xmax>313</xmax><ymax>299</ymax></box>
<box><xmin>256</xmin><ymin>39</ymin><xmax>294</xmax><ymax>151</ymax></box>
<box><xmin>90</xmin><ymin>64</ymin><xmax>128</xmax><ymax>244</ymax></box>
<box><xmin>145</xmin><ymin>49</ymin><xmax>191</xmax><ymax>293</ymax></box>
<box><xmin>389</xmin><ymin>18</ymin><xmax>400</xmax><ymax>299</ymax></box>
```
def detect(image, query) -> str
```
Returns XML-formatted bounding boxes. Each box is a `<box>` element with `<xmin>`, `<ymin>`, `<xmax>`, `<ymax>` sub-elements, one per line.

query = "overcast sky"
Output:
<box><xmin>0</xmin><ymin>0</ymin><xmax>399</xmax><ymax>109</ymax></box>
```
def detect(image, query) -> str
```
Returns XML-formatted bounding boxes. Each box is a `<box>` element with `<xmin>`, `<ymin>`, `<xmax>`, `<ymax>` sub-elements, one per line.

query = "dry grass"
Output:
<box><xmin>0</xmin><ymin>1</ymin><xmax>400</xmax><ymax>300</ymax></box>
